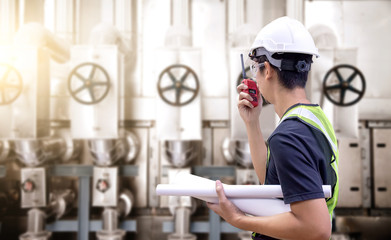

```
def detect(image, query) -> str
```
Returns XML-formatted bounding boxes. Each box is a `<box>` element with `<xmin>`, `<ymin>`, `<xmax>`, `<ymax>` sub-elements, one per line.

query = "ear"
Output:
<box><xmin>263</xmin><ymin>61</ymin><xmax>275</xmax><ymax>81</ymax></box>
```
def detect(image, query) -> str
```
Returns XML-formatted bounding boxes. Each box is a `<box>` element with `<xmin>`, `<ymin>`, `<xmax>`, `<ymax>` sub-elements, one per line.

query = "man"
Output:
<box><xmin>207</xmin><ymin>16</ymin><xmax>339</xmax><ymax>240</ymax></box>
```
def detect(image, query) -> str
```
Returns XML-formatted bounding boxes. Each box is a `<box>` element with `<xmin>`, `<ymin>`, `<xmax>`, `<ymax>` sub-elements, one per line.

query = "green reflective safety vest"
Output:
<box><xmin>267</xmin><ymin>104</ymin><xmax>339</xmax><ymax>220</ymax></box>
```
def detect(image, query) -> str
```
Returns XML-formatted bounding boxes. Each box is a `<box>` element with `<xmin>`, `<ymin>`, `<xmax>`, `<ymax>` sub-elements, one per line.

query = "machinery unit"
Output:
<box><xmin>66</xmin><ymin>21</ymin><xmax>139</xmax><ymax>240</ymax></box>
<box><xmin>372</xmin><ymin>128</ymin><xmax>391</xmax><ymax>208</ymax></box>
<box><xmin>0</xmin><ymin>46</ymin><xmax>50</xmax><ymax>139</ymax></box>
<box><xmin>337</xmin><ymin>138</ymin><xmax>363</xmax><ymax>207</ymax></box>
<box><xmin>68</xmin><ymin>45</ymin><xmax>123</xmax><ymax>139</ymax></box>
<box><xmin>0</xmin><ymin>22</ymin><xmax>80</xmax><ymax>240</ymax></box>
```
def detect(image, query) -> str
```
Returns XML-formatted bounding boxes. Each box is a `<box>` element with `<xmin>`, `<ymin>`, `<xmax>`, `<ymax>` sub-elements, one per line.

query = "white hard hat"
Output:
<box><xmin>249</xmin><ymin>16</ymin><xmax>319</xmax><ymax>58</ymax></box>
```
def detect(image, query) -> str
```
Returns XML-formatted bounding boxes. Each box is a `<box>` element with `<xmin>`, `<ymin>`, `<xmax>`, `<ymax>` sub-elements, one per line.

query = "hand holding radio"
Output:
<box><xmin>239</xmin><ymin>54</ymin><xmax>259</xmax><ymax>108</ymax></box>
<box><xmin>241</xmin><ymin>79</ymin><xmax>258</xmax><ymax>107</ymax></box>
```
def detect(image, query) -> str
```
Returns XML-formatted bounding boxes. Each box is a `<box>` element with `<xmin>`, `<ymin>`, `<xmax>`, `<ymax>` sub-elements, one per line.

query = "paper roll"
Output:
<box><xmin>156</xmin><ymin>184</ymin><xmax>332</xmax><ymax>199</ymax></box>
<box><xmin>156</xmin><ymin>173</ymin><xmax>332</xmax><ymax>217</ymax></box>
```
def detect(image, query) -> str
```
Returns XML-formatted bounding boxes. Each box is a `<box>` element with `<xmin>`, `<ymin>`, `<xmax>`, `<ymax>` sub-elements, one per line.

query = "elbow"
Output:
<box><xmin>319</xmin><ymin>218</ymin><xmax>332</xmax><ymax>240</ymax></box>
<box><xmin>300</xmin><ymin>219</ymin><xmax>330</xmax><ymax>240</ymax></box>
<box><xmin>309</xmin><ymin>223</ymin><xmax>331</xmax><ymax>240</ymax></box>
<box><xmin>317</xmin><ymin>230</ymin><xmax>331</xmax><ymax>240</ymax></box>
<box><xmin>302</xmin><ymin>230</ymin><xmax>330</xmax><ymax>240</ymax></box>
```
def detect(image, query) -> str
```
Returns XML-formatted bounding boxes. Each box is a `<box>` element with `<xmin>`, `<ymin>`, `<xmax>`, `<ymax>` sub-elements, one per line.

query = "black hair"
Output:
<box><xmin>255</xmin><ymin>53</ymin><xmax>313</xmax><ymax>90</ymax></box>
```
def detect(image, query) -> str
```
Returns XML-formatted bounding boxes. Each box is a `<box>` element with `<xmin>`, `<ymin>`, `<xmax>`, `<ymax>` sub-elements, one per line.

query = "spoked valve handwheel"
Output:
<box><xmin>157</xmin><ymin>64</ymin><xmax>200</xmax><ymax>106</ymax></box>
<box><xmin>68</xmin><ymin>63</ymin><xmax>111</xmax><ymax>105</ymax></box>
<box><xmin>323</xmin><ymin>64</ymin><xmax>366</xmax><ymax>106</ymax></box>
<box><xmin>0</xmin><ymin>64</ymin><xmax>23</xmax><ymax>105</ymax></box>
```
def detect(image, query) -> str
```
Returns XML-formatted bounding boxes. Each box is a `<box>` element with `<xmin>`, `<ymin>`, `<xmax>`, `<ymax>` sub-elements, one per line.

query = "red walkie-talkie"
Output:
<box><xmin>240</xmin><ymin>54</ymin><xmax>258</xmax><ymax>107</ymax></box>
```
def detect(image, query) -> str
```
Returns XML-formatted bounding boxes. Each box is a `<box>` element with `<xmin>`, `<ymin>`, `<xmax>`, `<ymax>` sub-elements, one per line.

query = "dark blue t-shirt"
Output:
<box><xmin>254</xmin><ymin>104</ymin><xmax>333</xmax><ymax>240</ymax></box>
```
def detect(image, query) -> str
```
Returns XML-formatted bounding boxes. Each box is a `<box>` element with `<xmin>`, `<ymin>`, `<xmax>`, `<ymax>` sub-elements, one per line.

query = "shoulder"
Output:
<box><xmin>268</xmin><ymin>118</ymin><xmax>323</xmax><ymax>164</ymax></box>
<box><xmin>269</xmin><ymin>118</ymin><xmax>315</xmax><ymax>145</ymax></box>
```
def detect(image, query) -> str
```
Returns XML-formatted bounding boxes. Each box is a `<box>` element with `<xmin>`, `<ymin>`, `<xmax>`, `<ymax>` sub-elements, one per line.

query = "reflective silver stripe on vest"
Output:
<box><xmin>279</xmin><ymin>107</ymin><xmax>339</xmax><ymax>172</ymax></box>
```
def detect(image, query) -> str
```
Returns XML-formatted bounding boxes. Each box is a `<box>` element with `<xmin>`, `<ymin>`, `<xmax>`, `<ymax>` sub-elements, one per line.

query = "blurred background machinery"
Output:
<box><xmin>0</xmin><ymin>0</ymin><xmax>390</xmax><ymax>240</ymax></box>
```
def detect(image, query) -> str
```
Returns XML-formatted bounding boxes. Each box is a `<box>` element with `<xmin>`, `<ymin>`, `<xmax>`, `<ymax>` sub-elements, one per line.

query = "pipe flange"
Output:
<box><xmin>19</xmin><ymin>231</ymin><xmax>52</xmax><ymax>240</ymax></box>
<box><xmin>168</xmin><ymin>233</ymin><xmax>197</xmax><ymax>240</ymax></box>
<box><xmin>96</xmin><ymin>229</ymin><xmax>125</xmax><ymax>240</ymax></box>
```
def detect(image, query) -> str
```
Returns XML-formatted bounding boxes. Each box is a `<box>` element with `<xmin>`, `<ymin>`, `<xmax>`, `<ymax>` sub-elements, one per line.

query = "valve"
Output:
<box><xmin>0</xmin><ymin>64</ymin><xmax>23</xmax><ymax>105</ymax></box>
<box><xmin>21</xmin><ymin>179</ymin><xmax>35</xmax><ymax>193</ymax></box>
<box><xmin>157</xmin><ymin>64</ymin><xmax>199</xmax><ymax>106</ymax></box>
<box><xmin>323</xmin><ymin>64</ymin><xmax>366</xmax><ymax>106</ymax></box>
<box><xmin>68</xmin><ymin>63</ymin><xmax>111</xmax><ymax>105</ymax></box>
<box><xmin>96</xmin><ymin>179</ymin><xmax>110</xmax><ymax>193</ymax></box>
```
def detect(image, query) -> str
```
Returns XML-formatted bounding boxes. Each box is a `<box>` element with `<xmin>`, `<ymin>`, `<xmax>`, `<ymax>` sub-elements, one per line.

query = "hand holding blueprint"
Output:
<box><xmin>156</xmin><ymin>173</ymin><xmax>331</xmax><ymax>217</ymax></box>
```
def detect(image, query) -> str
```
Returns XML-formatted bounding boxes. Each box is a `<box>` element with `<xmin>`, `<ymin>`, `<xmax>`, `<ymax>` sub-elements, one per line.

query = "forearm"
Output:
<box><xmin>207</xmin><ymin>182</ymin><xmax>331</xmax><ymax>240</ymax></box>
<box><xmin>245</xmin><ymin>121</ymin><xmax>267</xmax><ymax>184</ymax></box>
<box><xmin>233</xmin><ymin>199</ymin><xmax>331</xmax><ymax>240</ymax></box>
<box><xmin>235</xmin><ymin>211</ymin><xmax>329</xmax><ymax>240</ymax></box>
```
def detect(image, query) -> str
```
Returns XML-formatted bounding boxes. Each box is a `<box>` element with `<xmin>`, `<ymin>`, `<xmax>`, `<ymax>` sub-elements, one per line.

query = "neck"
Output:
<box><xmin>273</xmin><ymin>87</ymin><xmax>311</xmax><ymax>118</ymax></box>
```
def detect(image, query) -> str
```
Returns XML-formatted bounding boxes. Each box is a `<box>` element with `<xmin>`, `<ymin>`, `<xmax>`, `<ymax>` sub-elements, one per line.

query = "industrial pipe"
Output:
<box><xmin>96</xmin><ymin>189</ymin><xmax>134</xmax><ymax>240</ymax></box>
<box><xmin>13</xmin><ymin>23</ymin><xmax>70</xmax><ymax>63</ymax></box>
<box><xmin>0</xmin><ymin>140</ymin><xmax>12</xmax><ymax>163</ymax></box>
<box><xmin>19</xmin><ymin>189</ymin><xmax>75</xmax><ymax>239</ymax></box>
<box><xmin>14</xmin><ymin>138</ymin><xmax>66</xmax><ymax>167</ymax></box>
<box><xmin>47</xmin><ymin>189</ymin><xmax>76</xmax><ymax>220</ymax></box>
<box><xmin>164</xmin><ymin>141</ymin><xmax>199</xmax><ymax>168</ymax></box>
<box><xmin>89</xmin><ymin>139</ymin><xmax>128</xmax><ymax>167</ymax></box>
<box><xmin>168</xmin><ymin>207</ymin><xmax>196</xmax><ymax>240</ymax></box>
<box><xmin>19</xmin><ymin>208</ymin><xmax>52</xmax><ymax>240</ymax></box>
<box><xmin>89</xmin><ymin>131</ymin><xmax>139</xmax><ymax>166</ymax></box>
<box><xmin>222</xmin><ymin>138</ymin><xmax>252</xmax><ymax>168</ymax></box>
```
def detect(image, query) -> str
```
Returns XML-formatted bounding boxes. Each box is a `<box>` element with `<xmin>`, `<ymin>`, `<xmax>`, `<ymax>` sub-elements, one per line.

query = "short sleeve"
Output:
<box><xmin>268</xmin><ymin>121</ymin><xmax>325</xmax><ymax>204</ymax></box>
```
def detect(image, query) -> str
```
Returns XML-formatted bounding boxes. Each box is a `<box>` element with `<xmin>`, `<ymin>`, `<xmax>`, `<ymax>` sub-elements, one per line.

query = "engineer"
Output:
<box><xmin>207</xmin><ymin>16</ymin><xmax>339</xmax><ymax>240</ymax></box>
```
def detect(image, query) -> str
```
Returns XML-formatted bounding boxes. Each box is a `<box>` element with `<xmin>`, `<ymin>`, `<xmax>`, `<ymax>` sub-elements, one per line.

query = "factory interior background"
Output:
<box><xmin>0</xmin><ymin>0</ymin><xmax>390</xmax><ymax>239</ymax></box>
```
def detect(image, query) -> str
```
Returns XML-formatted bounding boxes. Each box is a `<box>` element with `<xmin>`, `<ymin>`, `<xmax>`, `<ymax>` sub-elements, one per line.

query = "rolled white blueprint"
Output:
<box><xmin>156</xmin><ymin>184</ymin><xmax>332</xmax><ymax>199</ymax></box>
<box><xmin>156</xmin><ymin>173</ymin><xmax>332</xmax><ymax>217</ymax></box>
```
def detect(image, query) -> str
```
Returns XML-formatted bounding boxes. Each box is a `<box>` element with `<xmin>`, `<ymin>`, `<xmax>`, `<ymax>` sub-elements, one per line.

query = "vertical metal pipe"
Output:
<box><xmin>102</xmin><ymin>208</ymin><xmax>119</xmax><ymax>232</ymax></box>
<box><xmin>209</xmin><ymin>209</ymin><xmax>221</xmax><ymax>240</ymax></box>
<box><xmin>27</xmin><ymin>208</ymin><xmax>45</xmax><ymax>233</ymax></box>
<box><xmin>0</xmin><ymin>0</ymin><xmax>18</xmax><ymax>44</ymax></box>
<box><xmin>286</xmin><ymin>0</ymin><xmax>305</xmax><ymax>23</ymax></box>
<box><xmin>174</xmin><ymin>207</ymin><xmax>191</xmax><ymax>235</ymax></box>
<box><xmin>227</xmin><ymin>0</ymin><xmax>245</xmax><ymax>36</ymax></box>
<box><xmin>52</xmin><ymin>0</ymin><xmax>76</xmax><ymax>43</ymax></box>
<box><xmin>19</xmin><ymin>0</ymin><xmax>44</xmax><ymax>24</ymax></box>
<box><xmin>20</xmin><ymin>208</ymin><xmax>51</xmax><ymax>240</ymax></box>
<box><xmin>78</xmin><ymin>176</ymin><xmax>90</xmax><ymax>240</ymax></box>
<box><xmin>172</xmin><ymin>0</ymin><xmax>190</xmax><ymax>29</ymax></box>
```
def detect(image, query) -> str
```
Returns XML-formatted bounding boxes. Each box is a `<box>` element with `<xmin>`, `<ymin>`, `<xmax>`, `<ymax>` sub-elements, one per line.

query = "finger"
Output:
<box><xmin>215</xmin><ymin>180</ymin><xmax>227</xmax><ymax>202</ymax></box>
<box><xmin>238</xmin><ymin>91</ymin><xmax>254</xmax><ymax>102</ymax></box>
<box><xmin>238</xmin><ymin>98</ymin><xmax>254</xmax><ymax>109</ymax></box>
<box><xmin>236</xmin><ymin>83</ymin><xmax>248</xmax><ymax>93</ymax></box>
